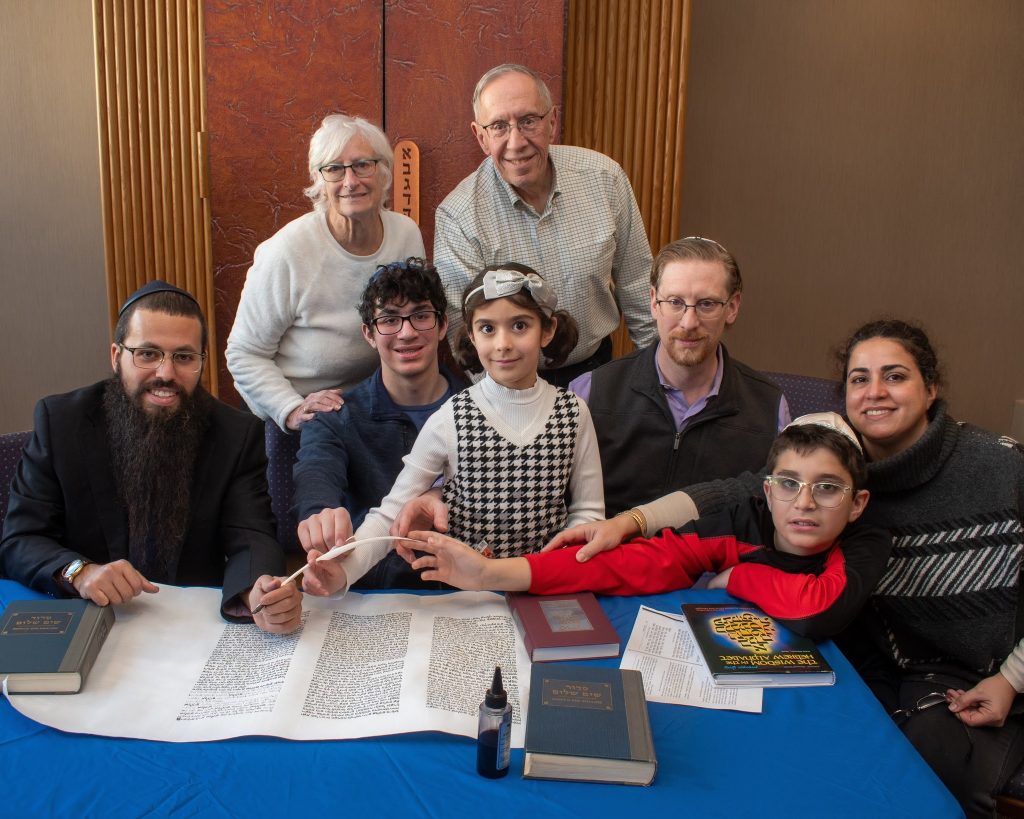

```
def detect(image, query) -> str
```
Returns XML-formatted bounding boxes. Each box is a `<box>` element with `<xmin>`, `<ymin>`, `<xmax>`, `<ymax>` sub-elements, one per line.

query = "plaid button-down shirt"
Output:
<box><xmin>434</xmin><ymin>145</ymin><xmax>656</xmax><ymax>365</ymax></box>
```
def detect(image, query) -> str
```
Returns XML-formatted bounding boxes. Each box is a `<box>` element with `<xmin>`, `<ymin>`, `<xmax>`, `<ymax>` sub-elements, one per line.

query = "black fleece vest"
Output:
<box><xmin>588</xmin><ymin>343</ymin><xmax>782</xmax><ymax>515</ymax></box>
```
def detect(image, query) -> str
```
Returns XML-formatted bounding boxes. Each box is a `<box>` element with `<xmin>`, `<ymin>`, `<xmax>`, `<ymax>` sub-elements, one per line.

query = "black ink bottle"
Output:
<box><xmin>476</xmin><ymin>665</ymin><xmax>512</xmax><ymax>778</ymax></box>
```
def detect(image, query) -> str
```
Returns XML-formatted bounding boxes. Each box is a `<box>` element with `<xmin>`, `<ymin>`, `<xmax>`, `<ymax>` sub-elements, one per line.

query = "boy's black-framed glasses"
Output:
<box><xmin>371</xmin><ymin>310</ymin><xmax>441</xmax><ymax>335</ymax></box>
<box><xmin>764</xmin><ymin>475</ymin><xmax>851</xmax><ymax>507</ymax></box>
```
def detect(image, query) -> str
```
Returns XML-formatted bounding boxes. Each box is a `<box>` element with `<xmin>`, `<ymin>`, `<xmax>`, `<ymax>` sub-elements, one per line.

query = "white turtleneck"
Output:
<box><xmin>342</xmin><ymin>375</ymin><xmax>605</xmax><ymax>588</ymax></box>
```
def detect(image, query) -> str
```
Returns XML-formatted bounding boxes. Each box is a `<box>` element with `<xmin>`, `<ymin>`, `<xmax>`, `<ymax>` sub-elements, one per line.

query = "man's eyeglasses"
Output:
<box><xmin>319</xmin><ymin>159</ymin><xmax>379</xmax><ymax>182</ymax></box>
<box><xmin>371</xmin><ymin>310</ymin><xmax>441</xmax><ymax>335</ymax></box>
<box><xmin>119</xmin><ymin>345</ymin><xmax>206</xmax><ymax>373</ymax></box>
<box><xmin>654</xmin><ymin>296</ymin><xmax>730</xmax><ymax>319</ymax></box>
<box><xmin>765</xmin><ymin>475</ymin><xmax>851</xmax><ymax>508</ymax></box>
<box><xmin>479</xmin><ymin>109</ymin><xmax>552</xmax><ymax>139</ymax></box>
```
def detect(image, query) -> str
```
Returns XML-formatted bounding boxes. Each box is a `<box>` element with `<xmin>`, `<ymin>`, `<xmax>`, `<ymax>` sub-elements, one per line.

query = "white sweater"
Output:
<box><xmin>1002</xmin><ymin>642</ymin><xmax>1024</xmax><ymax>692</ymax></box>
<box><xmin>226</xmin><ymin>209</ymin><xmax>424</xmax><ymax>430</ymax></box>
<box><xmin>343</xmin><ymin>376</ymin><xmax>606</xmax><ymax>588</ymax></box>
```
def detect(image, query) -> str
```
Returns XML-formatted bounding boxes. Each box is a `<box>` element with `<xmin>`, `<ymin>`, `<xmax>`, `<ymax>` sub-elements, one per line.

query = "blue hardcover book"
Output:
<box><xmin>524</xmin><ymin>664</ymin><xmax>656</xmax><ymax>785</ymax></box>
<box><xmin>0</xmin><ymin>599</ymin><xmax>115</xmax><ymax>693</ymax></box>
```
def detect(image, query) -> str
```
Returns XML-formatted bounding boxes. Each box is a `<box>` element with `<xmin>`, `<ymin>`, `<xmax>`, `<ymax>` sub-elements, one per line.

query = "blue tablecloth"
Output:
<box><xmin>0</xmin><ymin>580</ymin><xmax>962</xmax><ymax>818</ymax></box>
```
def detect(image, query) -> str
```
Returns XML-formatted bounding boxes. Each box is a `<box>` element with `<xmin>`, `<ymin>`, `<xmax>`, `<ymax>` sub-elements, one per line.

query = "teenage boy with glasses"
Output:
<box><xmin>293</xmin><ymin>258</ymin><xmax>465</xmax><ymax>588</ymax></box>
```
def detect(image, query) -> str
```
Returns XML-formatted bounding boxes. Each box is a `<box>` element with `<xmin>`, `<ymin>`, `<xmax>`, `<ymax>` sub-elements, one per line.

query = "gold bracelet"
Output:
<box><xmin>632</xmin><ymin>508</ymin><xmax>648</xmax><ymax>536</ymax></box>
<box><xmin>619</xmin><ymin>508</ymin><xmax>646</xmax><ymax>537</ymax></box>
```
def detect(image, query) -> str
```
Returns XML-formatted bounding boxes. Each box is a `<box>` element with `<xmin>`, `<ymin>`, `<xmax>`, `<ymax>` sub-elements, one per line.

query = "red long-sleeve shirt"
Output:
<box><xmin>525</xmin><ymin>497</ymin><xmax>892</xmax><ymax>640</ymax></box>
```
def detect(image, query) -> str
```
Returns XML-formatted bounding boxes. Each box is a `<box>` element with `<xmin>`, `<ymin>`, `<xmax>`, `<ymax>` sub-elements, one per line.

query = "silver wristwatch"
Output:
<box><xmin>60</xmin><ymin>558</ymin><xmax>90</xmax><ymax>593</ymax></box>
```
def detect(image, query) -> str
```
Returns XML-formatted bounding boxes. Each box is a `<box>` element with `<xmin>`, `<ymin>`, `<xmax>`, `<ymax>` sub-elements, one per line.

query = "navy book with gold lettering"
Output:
<box><xmin>0</xmin><ymin>599</ymin><xmax>115</xmax><ymax>693</ymax></box>
<box><xmin>682</xmin><ymin>603</ymin><xmax>834</xmax><ymax>687</ymax></box>
<box><xmin>524</xmin><ymin>664</ymin><xmax>656</xmax><ymax>785</ymax></box>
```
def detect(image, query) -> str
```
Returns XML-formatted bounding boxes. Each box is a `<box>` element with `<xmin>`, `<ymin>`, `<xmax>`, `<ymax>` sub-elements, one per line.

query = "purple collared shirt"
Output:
<box><xmin>569</xmin><ymin>344</ymin><xmax>790</xmax><ymax>432</ymax></box>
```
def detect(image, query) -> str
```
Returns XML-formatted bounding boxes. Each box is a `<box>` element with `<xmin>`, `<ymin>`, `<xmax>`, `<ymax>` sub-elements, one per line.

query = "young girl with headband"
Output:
<box><xmin>303</xmin><ymin>262</ymin><xmax>605</xmax><ymax>594</ymax></box>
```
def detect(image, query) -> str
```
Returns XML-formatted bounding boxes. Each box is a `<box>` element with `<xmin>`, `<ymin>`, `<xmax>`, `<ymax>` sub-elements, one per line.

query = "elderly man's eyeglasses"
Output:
<box><xmin>765</xmin><ymin>475</ymin><xmax>851</xmax><ymax>507</ymax></box>
<box><xmin>119</xmin><ymin>345</ymin><xmax>206</xmax><ymax>373</ymax></box>
<box><xmin>319</xmin><ymin>159</ymin><xmax>379</xmax><ymax>182</ymax></box>
<box><xmin>479</xmin><ymin>109</ymin><xmax>552</xmax><ymax>139</ymax></box>
<box><xmin>371</xmin><ymin>310</ymin><xmax>441</xmax><ymax>335</ymax></box>
<box><xmin>655</xmin><ymin>296</ymin><xmax>730</xmax><ymax>319</ymax></box>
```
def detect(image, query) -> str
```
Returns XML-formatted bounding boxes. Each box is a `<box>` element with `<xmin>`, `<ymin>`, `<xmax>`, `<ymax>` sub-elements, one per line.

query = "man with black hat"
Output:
<box><xmin>0</xmin><ymin>281</ymin><xmax>301</xmax><ymax>633</ymax></box>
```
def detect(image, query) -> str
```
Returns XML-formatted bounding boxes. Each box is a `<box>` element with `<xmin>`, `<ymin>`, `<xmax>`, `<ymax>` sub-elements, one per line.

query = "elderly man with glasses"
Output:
<box><xmin>434</xmin><ymin>63</ymin><xmax>656</xmax><ymax>387</ymax></box>
<box><xmin>567</xmin><ymin>237</ymin><xmax>790</xmax><ymax>517</ymax></box>
<box><xmin>0</xmin><ymin>281</ymin><xmax>302</xmax><ymax>633</ymax></box>
<box><xmin>292</xmin><ymin>259</ymin><xmax>466</xmax><ymax>588</ymax></box>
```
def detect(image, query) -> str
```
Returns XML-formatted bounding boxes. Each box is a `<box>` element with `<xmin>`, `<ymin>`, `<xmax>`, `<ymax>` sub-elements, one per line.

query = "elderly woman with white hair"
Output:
<box><xmin>227</xmin><ymin>114</ymin><xmax>424</xmax><ymax>431</ymax></box>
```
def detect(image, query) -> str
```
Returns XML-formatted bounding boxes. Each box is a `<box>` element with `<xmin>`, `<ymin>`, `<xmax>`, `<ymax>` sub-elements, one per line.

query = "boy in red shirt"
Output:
<box><xmin>398</xmin><ymin>414</ymin><xmax>891</xmax><ymax>639</ymax></box>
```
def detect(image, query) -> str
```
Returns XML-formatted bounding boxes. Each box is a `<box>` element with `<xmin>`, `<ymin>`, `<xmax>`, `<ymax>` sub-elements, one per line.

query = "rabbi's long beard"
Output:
<box><xmin>103</xmin><ymin>373</ymin><xmax>210</xmax><ymax>581</ymax></box>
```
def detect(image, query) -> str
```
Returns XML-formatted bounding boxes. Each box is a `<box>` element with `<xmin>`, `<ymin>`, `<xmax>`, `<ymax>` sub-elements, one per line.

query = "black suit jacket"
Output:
<box><xmin>0</xmin><ymin>381</ymin><xmax>284</xmax><ymax>618</ymax></box>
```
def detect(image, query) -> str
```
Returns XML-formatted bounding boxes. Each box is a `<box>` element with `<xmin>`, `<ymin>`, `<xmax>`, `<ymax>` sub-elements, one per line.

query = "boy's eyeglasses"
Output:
<box><xmin>655</xmin><ymin>296</ymin><xmax>730</xmax><ymax>319</ymax></box>
<box><xmin>765</xmin><ymin>475</ymin><xmax>851</xmax><ymax>507</ymax></box>
<box><xmin>318</xmin><ymin>159</ymin><xmax>379</xmax><ymax>181</ymax></box>
<box><xmin>371</xmin><ymin>310</ymin><xmax>441</xmax><ymax>335</ymax></box>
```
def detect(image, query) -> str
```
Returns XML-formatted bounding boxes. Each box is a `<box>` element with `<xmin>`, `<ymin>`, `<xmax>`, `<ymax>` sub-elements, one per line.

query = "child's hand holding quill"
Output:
<box><xmin>252</xmin><ymin>536</ymin><xmax>425</xmax><ymax>610</ymax></box>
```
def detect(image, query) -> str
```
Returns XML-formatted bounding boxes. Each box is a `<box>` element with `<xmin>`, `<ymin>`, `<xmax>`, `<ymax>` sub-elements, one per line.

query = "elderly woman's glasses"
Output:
<box><xmin>479</xmin><ymin>109</ymin><xmax>552</xmax><ymax>139</ymax></box>
<box><xmin>371</xmin><ymin>310</ymin><xmax>441</xmax><ymax>335</ymax></box>
<box><xmin>319</xmin><ymin>159</ymin><xmax>379</xmax><ymax>182</ymax></box>
<box><xmin>119</xmin><ymin>345</ymin><xmax>205</xmax><ymax>373</ymax></box>
<box><xmin>765</xmin><ymin>475</ymin><xmax>851</xmax><ymax>507</ymax></box>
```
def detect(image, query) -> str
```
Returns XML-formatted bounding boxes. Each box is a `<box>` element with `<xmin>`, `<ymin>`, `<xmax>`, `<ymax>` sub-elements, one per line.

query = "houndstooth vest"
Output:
<box><xmin>441</xmin><ymin>389</ymin><xmax>579</xmax><ymax>557</ymax></box>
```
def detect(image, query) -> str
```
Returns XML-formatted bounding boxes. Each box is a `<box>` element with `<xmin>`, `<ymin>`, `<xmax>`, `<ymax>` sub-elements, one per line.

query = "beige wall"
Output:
<box><xmin>681</xmin><ymin>0</ymin><xmax>1024</xmax><ymax>434</ymax></box>
<box><xmin>0</xmin><ymin>0</ymin><xmax>109</xmax><ymax>432</ymax></box>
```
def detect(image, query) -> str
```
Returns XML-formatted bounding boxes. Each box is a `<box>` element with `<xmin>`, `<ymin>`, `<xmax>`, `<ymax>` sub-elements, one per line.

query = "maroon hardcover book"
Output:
<box><xmin>506</xmin><ymin>592</ymin><xmax>620</xmax><ymax>662</ymax></box>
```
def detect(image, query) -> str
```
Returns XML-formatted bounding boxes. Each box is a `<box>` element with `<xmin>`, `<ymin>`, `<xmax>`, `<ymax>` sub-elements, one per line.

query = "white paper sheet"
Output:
<box><xmin>620</xmin><ymin>605</ymin><xmax>762</xmax><ymax>713</ymax></box>
<box><xmin>4</xmin><ymin>585</ymin><xmax>531</xmax><ymax>744</ymax></box>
